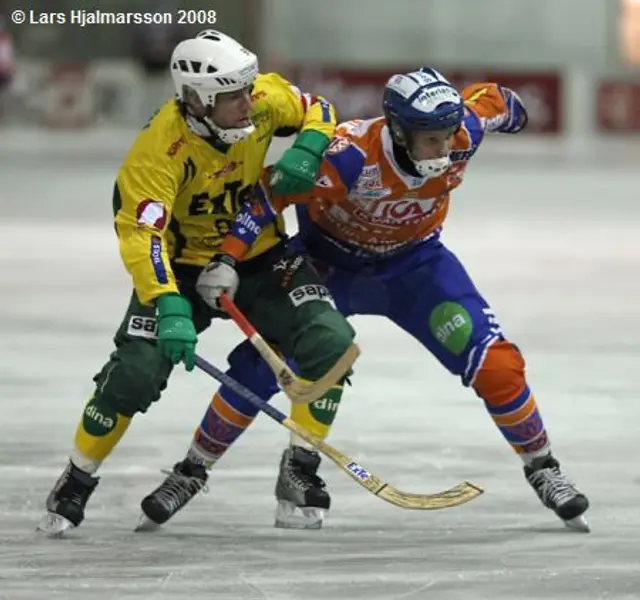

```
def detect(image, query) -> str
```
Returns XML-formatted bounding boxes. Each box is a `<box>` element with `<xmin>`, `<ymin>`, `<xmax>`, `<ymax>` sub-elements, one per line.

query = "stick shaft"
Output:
<box><xmin>195</xmin><ymin>354</ymin><xmax>287</xmax><ymax>423</ymax></box>
<box><xmin>194</xmin><ymin>354</ymin><xmax>484</xmax><ymax>511</ymax></box>
<box><xmin>219</xmin><ymin>294</ymin><xmax>256</xmax><ymax>339</ymax></box>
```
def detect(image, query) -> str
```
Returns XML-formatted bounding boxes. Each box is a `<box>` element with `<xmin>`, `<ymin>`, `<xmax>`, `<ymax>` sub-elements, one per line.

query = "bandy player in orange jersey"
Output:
<box><xmin>141</xmin><ymin>68</ymin><xmax>590</xmax><ymax>532</ymax></box>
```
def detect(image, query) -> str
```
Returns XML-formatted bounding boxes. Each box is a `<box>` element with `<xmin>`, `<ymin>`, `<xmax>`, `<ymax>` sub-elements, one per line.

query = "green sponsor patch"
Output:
<box><xmin>308</xmin><ymin>395</ymin><xmax>341</xmax><ymax>426</ymax></box>
<box><xmin>429</xmin><ymin>302</ymin><xmax>473</xmax><ymax>355</ymax></box>
<box><xmin>82</xmin><ymin>398</ymin><xmax>118</xmax><ymax>437</ymax></box>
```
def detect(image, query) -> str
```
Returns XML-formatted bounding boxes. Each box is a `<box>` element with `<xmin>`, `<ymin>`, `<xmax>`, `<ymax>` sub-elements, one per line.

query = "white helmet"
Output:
<box><xmin>170</xmin><ymin>30</ymin><xmax>259</xmax><ymax>144</ymax></box>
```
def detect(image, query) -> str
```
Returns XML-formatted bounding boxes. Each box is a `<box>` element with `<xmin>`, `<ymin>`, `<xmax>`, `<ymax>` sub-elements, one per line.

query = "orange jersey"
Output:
<box><xmin>266</xmin><ymin>82</ymin><xmax>526</xmax><ymax>256</ymax></box>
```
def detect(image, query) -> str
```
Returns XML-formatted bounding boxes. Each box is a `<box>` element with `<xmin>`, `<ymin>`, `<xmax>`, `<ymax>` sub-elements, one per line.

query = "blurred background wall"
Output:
<box><xmin>0</xmin><ymin>0</ymin><xmax>638</xmax><ymax>155</ymax></box>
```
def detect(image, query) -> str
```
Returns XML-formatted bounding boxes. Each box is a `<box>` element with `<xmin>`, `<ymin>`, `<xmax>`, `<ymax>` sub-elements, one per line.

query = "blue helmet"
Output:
<box><xmin>383</xmin><ymin>67</ymin><xmax>464</xmax><ymax>177</ymax></box>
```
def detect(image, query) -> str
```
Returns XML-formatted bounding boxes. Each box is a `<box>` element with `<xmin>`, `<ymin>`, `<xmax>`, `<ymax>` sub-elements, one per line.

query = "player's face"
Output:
<box><xmin>211</xmin><ymin>86</ymin><xmax>254</xmax><ymax>129</ymax></box>
<box><xmin>410</xmin><ymin>127</ymin><xmax>456</xmax><ymax>161</ymax></box>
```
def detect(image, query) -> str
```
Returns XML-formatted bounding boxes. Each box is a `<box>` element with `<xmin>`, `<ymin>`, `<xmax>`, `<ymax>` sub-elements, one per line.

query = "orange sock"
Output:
<box><xmin>473</xmin><ymin>341</ymin><xmax>550</xmax><ymax>459</ymax></box>
<box><xmin>189</xmin><ymin>391</ymin><xmax>256</xmax><ymax>468</ymax></box>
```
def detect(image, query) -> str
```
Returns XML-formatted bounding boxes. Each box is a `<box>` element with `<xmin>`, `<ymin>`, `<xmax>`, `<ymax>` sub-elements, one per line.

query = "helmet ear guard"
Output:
<box><xmin>181</xmin><ymin>85</ymin><xmax>208</xmax><ymax>118</ymax></box>
<box><xmin>383</xmin><ymin>105</ymin><xmax>409</xmax><ymax>148</ymax></box>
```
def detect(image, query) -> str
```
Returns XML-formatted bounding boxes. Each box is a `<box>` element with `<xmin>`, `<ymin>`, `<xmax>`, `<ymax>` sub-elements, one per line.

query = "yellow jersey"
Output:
<box><xmin>113</xmin><ymin>72</ymin><xmax>336</xmax><ymax>305</ymax></box>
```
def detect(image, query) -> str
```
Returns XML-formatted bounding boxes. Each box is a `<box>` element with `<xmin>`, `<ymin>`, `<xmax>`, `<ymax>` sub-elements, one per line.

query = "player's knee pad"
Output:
<box><xmin>226</xmin><ymin>340</ymin><xmax>280</xmax><ymax>399</ymax></box>
<box><xmin>92</xmin><ymin>340</ymin><xmax>172</xmax><ymax>417</ymax></box>
<box><xmin>295</xmin><ymin>309</ymin><xmax>355</xmax><ymax>381</ymax></box>
<box><xmin>470</xmin><ymin>339</ymin><xmax>527</xmax><ymax>407</ymax></box>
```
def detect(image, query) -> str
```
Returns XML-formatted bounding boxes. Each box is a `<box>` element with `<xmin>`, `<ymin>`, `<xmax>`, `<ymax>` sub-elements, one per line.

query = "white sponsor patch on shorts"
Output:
<box><xmin>126</xmin><ymin>315</ymin><xmax>157</xmax><ymax>339</ymax></box>
<box><xmin>289</xmin><ymin>285</ymin><xmax>336</xmax><ymax>308</ymax></box>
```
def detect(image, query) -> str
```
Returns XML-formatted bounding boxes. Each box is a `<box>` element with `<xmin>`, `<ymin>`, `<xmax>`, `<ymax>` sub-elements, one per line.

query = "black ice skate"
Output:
<box><xmin>37</xmin><ymin>461</ymin><xmax>100</xmax><ymax>537</ymax></box>
<box><xmin>274</xmin><ymin>446</ymin><xmax>330</xmax><ymax>529</ymax></box>
<box><xmin>525</xmin><ymin>454</ymin><xmax>590</xmax><ymax>532</ymax></box>
<box><xmin>137</xmin><ymin>458</ymin><xmax>208</xmax><ymax>531</ymax></box>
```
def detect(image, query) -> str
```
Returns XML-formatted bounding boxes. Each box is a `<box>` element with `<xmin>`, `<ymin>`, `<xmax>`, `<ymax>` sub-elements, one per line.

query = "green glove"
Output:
<box><xmin>270</xmin><ymin>130</ymin><xmax>330</xmax><ymax>194</ymax></box>
<box><xmin>156</xmin><ymin>293</ymin><xmax>197</xmax><ymax>371</ymax></box>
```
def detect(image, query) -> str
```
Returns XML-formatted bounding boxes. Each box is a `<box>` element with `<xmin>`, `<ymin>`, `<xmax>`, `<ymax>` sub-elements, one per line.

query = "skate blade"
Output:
<box><xmin>36</xmin><ymin>512</ymin><xmax>75</xmax><ymax>538</ymax></box>
<box><xmin>274</xmin><ymin>500</ymin><xmax>325</xmax><ymax>530</ymax></box>
<box><xmin>134</xmin><ymin>513</ymin><xmax>162</xmax><ymax>532</ymax></box>
<box><xmin>563</xmin><ymin>514</ymin><xmax>590</xmax><ymax>533</ymax></box>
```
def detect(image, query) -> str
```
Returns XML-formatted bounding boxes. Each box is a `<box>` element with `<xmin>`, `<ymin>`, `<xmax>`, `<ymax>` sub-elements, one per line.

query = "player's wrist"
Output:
<box><xmin>213</xmin><ymin>252</ymin><xmax>238</xmax><ymax>268</ymax></box>
<box><xmin>293</xmin><ymin>130</ymin><xmax>330</xmax><ymax>159</ymax></box>
<box><xmin>155</xmin><ymin>293</ymin><xmax>193</xmax><ymax>319</ymax></box>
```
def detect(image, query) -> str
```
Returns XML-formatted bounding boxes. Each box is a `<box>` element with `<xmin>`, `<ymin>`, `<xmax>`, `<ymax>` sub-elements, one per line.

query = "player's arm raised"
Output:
<box><xmin>216</xmin><ymin>126</ymin><xmax>367</xmax><ymax>268</ymax></box>
<box><xmin>216</xmin><ymin>145</ymin><xmax>357</xmax><ymax>269</ymax></box>
<box><xmin>463</xmin><ymin>82</ymin><xmax>528</xmax><ymax>135</ymax></box>
<box><xmin>263</xmin><ymin>73</ymin><xmax>338</xmax><ymax>194</ymax></box>
<box><xmin>114</xmin><ymin>151</ymin><xmax>197</xmax><ymax>371</ymax></box>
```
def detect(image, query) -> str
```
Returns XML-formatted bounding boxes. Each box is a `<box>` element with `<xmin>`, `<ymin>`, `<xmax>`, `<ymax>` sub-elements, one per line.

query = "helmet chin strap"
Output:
<box><xmin>206</xmin><ymin>116</ymin><xmax>256</xmax><ymax>144</ymax></box>
<box><xmin>390</xmin><ymin>124</ymin><xmax>453</xmax><ymax>180</ymax></box>
<box><xmin>184</xmin><ymin>111</ymin><xmax>255</xmax><ymax>144</ymax></box>
<box><xmin>410</xmin><ymin>154</ymin><xmax>451</xmax><ymax>178</ymax></box>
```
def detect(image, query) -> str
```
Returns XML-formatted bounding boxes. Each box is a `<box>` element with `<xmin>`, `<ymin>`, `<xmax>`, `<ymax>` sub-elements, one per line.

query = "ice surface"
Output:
<box><xmin>1</xmin><ymin>137</ymin><xmax>639</xmax><ymax>599</ymax></box>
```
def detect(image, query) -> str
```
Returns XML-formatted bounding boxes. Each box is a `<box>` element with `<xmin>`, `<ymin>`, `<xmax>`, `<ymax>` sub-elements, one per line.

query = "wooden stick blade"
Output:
<box><xmin>283</xmin><ymin>417</ymin><xmax>484</xmax><ymax>511</ymax></box>
<box><xmin>376</xmin><ymin>481</ymin><xmax>484</xmax><ymax>510</ymax></box>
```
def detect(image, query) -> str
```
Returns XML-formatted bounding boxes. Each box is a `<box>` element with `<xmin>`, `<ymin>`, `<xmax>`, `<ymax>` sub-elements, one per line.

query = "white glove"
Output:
<box><xmin>195</xmin><ymin>254</ymin><xmax>239</xmax><ymax>309</ymax></box>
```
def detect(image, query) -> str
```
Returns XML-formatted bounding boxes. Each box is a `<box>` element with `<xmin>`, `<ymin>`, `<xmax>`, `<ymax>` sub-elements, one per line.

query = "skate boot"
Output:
<box><xmin>137</xmin><ymin>458</ymin><xmax>208</xmax><ymax>531</ymax></box>
<box><xmin>525</xmin><ymin>454</ymin><xmax>590</xmax><ymax>532</ymax></box>
<box><xmin>37</xmin><ymin>461</ymin><xmax>99</xmax><ymax>536</ymax></box>
<box><xmin>274</xmin><ymin>446</ymin><xmax>330</xmax><ymax>529</ymax></box>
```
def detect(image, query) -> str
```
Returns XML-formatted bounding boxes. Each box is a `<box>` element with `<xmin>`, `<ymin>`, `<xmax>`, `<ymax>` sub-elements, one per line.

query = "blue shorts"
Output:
<box><xmin>293</xmin><ymin>217</ymin><xmax>504</xmax><ymax>386</ymax></box>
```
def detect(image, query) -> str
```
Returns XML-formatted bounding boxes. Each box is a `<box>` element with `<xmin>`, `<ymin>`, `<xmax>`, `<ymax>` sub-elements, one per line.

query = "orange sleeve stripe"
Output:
<box><xmin>219</xmin><ymin>236</ymin><xmax>249</xmax><ymax>261</ymax></box>
<box><xmin>462</xmin><ymin>82</ymin><xmax>508</xmax><ymax>118</ymax></box>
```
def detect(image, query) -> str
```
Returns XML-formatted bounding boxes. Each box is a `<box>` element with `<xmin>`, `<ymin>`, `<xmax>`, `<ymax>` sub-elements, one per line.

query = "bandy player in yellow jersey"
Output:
<box><xmin>37</xmin><ymin>30</ymin><xmax>356</xmax><ymax>536</ymax></box>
